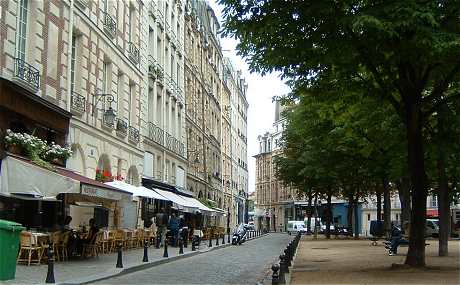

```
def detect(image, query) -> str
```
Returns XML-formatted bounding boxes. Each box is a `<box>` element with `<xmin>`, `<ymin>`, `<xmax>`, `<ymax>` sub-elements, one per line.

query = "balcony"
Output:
<box><xmin>128</xmin><ymin>42</ymin><xmax>140</xmax><ymax>65</ymax></box>
<box><xmin>156</xmin><ymin>8</ymin><xmax>164</xmax><ymax>28</ymax></box>
<box><xmin>147</xmin><ymin>122</ymin><xmax>164</xmax><ymax>146</ymax></box>
<box><xmin>128</xmin><ymin>126</ymin><xmax>140</xmax><ymax>144</ymax></box>
<box><xmin>70</xmin><ymin>92</ymin><xmax>86</xmax><ymax>115</ymax></box>
<box><xmin>148</xmin><ymin>56</ymin><xmax>164</xmax><ymax>82</ymax></box>
<box><xmin>116</xmin><ymin>118</ymin><xmax>128</xmax><ymax>137</ymax></box>
<box><xmin>13</xmin><ymin>58</ymin><xmax>40</xmax><ymax>91</ymax></box>
<box><xmin>75</xmin><ymin>0</ymin><xmax>89</xmax><ymax>9</ymax></box>
<box><xmin>102</xmin><ymin>12</ymin><xmax>117</xmax><ymax>38</ymax></box>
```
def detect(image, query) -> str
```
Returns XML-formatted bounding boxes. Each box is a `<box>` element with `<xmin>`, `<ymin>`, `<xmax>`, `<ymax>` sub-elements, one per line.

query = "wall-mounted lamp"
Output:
<box><xmin>92</xmin><ymin>93</ymin><xmax>116</xmax><ymax>125</ymax></box>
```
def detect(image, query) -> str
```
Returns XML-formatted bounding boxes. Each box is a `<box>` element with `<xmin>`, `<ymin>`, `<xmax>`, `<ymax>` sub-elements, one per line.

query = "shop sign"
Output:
<box><xmin>81</xmin><ymin>184</ymin><xmax>122</xmax><ymax>200</ymax></box>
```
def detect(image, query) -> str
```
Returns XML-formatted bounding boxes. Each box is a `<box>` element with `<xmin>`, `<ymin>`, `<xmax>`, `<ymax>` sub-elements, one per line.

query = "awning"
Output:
<box><xmin>179</xmin><ymin>196</ymin><xmax>214</xmax><ymax>212</ymax></box>
<box><xmin>427</xmin><ymin>209</ymin><xmax>438</xmax><ymax>217</ymax></box>
<box><xmin>152</xmin><ymin>188</ymin><xmax>198</xmax><ymax>212</ymax></box>
<box><xmin>104</xmin><ymin>181</ymin><xmax>167</xmax><ymax>200</ymax></box>
<box><xmin>0</xmin><ymin>156</ymin><xmax>79</xmax><ymax>197</ymax></box>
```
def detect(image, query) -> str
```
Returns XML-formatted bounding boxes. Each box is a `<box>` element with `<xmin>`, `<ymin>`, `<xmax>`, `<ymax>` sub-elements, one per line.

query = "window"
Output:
<box><xmin>128</xmin><ymin>6</ymin><xmax>134</xmax><ymax>42</ymax></box>
<box><xmin>143</xmin><ymin>152</ymin><xmax>154</xmax><ymax>177</ymax></box>
<box><xmin>16</xmin><ymin>0</ymin><xmax>29</xmax><ymax>60</ymax></box>
<box><xmin>431</xmin><ymin>195</ymin><xmax>438</xmax><ymax>208</ymax></box>
<box><xmin>102</xmin><ymin>62</ymin><xmax>109</xmax><ymax>94</ymax></box>
<box><xmin>70</xmin><ymin>34</ymin><xmax>77</xmax><ymax>93</ymax></box>
<box><xmin>102</xmin><ymin>0</ymin><xmax>108</xmax><ymax>12</ymax></box>
<box><xmin>117</xmin><ymin>72</ymin><xmax>124</xmax><ymax>115</ymax></box>
<box><xmin>128</xmin><ymin>83</ymin><xmax>135</xmax><ymax>124</ymax></box>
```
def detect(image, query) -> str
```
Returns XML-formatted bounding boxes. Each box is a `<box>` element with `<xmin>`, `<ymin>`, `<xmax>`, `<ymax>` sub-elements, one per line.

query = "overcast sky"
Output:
<box><xmin>208</xmin><ymin>1</ymin><xmax>292</xmax><ymax>193</ymax></box>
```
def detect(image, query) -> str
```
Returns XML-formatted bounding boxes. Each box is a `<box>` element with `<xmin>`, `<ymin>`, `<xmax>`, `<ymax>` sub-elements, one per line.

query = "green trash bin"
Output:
<box><xmin>0</xmin><ymin>219</ymin><xmax>25</xmax><ymax>281</ymax></box>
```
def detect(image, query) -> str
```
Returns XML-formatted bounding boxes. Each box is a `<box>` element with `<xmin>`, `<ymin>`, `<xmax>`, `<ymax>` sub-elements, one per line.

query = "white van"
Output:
<box><xmin>287</xmin><ymin>221</ymin><xmax>307</xmax><ymax>235</ymax></box>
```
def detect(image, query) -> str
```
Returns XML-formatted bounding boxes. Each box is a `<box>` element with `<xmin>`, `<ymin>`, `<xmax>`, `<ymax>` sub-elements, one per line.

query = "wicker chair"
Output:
<box><xmin>17</xmin><ymin>232</ymin><xmax>43</xmax><ymax>266</ymax></box>
<box><xmin>56</xmin><ymin>231</ymin><xmax>70</xmax><ymax>261</ymax></box>
<box><xmin>51</xmin><ymin>231</ymin><xmax>62</xmax><ymax>262</ymax></box>
<box><xmin>82</xmin><ymin>231</ymin><xmax>101</xmax><ymax>258</ymax></box>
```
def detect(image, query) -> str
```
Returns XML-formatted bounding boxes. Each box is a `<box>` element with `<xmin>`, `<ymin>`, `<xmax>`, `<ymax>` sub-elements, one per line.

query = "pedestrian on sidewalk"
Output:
<box><xmin>169</xmin><ymin>213</ymin><xmax>180</xmax><ymax>246</ymax></box>
<box><xmin>156</xmin><ymin>208</ymin><xmax>168</xmax><ymax>247</ymax></box>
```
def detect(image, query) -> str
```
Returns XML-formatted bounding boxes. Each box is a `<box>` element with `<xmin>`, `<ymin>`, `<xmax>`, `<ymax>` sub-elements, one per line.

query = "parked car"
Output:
<box><xmin>287</xmin><ymin>221</ymin><xmax>308</xmax><ymax>235</ymax></box>
<box><xmin>426</xmin><ymin>219</ymin><xmax>439</xmax><ymax>237</ymax></box>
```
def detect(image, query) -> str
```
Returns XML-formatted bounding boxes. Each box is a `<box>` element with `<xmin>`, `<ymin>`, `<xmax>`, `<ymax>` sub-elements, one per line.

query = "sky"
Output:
<box><xmin>208</xmin><ymin>1</ymin><xmax>292</xmax><ymax>193</ymax></box>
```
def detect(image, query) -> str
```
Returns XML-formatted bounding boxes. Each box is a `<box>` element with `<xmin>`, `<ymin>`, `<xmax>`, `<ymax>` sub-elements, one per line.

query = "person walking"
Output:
<box><xmin>168</xmin><ymin>213</ymin><xmax>180</xmax><ymax>246</ymax></box>
<box><xmin>155</xmin><ymin>208</ymin><xmax>168</xmax><ymax>247</ymax></box>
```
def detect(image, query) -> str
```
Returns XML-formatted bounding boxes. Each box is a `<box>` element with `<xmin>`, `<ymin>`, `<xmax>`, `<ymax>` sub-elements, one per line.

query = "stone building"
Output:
<box><xmin>254</xmin><ymin>101</ymin><xmax>297</xmax><ymax>232</ymax></box>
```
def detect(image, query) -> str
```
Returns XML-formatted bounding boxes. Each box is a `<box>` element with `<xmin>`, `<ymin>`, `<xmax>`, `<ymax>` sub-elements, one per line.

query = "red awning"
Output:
<box><xmin>426</xmin><ymin>209</ymin><xmax>438</xmax><ymax>217</ymax></box>
<box><xmin>56</xmin><ymin>168</ymin><xmax>130</xmax><ymax>195</ymax></box>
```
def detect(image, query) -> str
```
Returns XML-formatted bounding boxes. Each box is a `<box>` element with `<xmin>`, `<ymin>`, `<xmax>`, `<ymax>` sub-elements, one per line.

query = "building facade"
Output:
<box><xmin>0</xmin><ymin>0</ymin><xmax>248</xmax><ymax>229</ymax></box>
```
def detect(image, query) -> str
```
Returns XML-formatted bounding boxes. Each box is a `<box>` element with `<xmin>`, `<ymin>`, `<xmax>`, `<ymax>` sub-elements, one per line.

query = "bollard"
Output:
<box><xmin>116</xmin><ymin>242</ymin><xmax>123</xmax><ymax>268</ymax></box>
<box><xmin>142</xmin><ymin>241</ymin><xmax>149</xmax><ymax>262</ymax></box>
<box><xmin>271</xmin><ymin>263</ymin><xmax>280</xmax><ymax>285</ymax></box>
<box><xmin>209</xmin><ymin>236</ymin><xmax>213</xmax><ymax>248</ymax></box>
<box><xmin>184</xmin><ymin>231</ymin><xmax>188</xmax><ymax>248</ymax></box>
<box><xmin>222</xmin><ymin>233</ymin><xmax>225</xmax><ymax>244</ymax></box>
<box><xmin>216</xmin><ymin>234</ymin><xmax>219</xmax><ymax>246</ymax></box>
<box><xmin>179</xmin><ymin>237</ymin><xmax>184</xmax><ymax>254</ymax></box>
<box><xmin>278</xmin><ymin>255</ymin><xmax>287</xmax><ymax>284</ymax></box>
<box><xmin>163</xmin><ymin>239</ymin><xmax>169</xmax><ymax>258</ymax></box>
<box><xmin>284</xmin><ymin>248</ymin><xmax>291</xmax><ymax>267</ymax></box>
<box><xmin>192</xmin><ymin>238</ymin><xmax>196</xmax><ymax>251</ymax></box>
<box><xmin>155</xmin><ymin>234</ymin><xmax>160</xmax><ymax>249</ymax></box>
<box><xmin>227</xmin><ymin>230</ymin><xmax>230</xmax><ymax>244</ymax></box>
<box><xmin>45</xmin><ymin>243</ymin><xmax>55</xmax><ymax>283</ymax></box>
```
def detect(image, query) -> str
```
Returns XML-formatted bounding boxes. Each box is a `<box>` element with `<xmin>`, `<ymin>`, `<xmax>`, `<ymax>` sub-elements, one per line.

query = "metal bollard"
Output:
<box><xmin>216</xmin><ymin>234</ymin><xmax>219</xmax><ymax>246</ymax></box>
<box><xmin>155</xmin><ymin>234</ymin><xmax>160</xmax><ymax>249</ymax></box>
<box><xmin>279</xmin><ymin>254</ymin><xmax>289</xmax><ymax>284</ymax></box>
<box><xmin>284</xmin><ymin>248</ymin><xmax>291</xmax><ymax>267</ymax></box>
<box><xmin>209</xmin><ymin>236</ymin><xmax>213</xmax><ymax>248</ymax></box>
<box><xmin>116</xmin><ymin>242</ymin><xmax>123</xmax><ymax>268</ymax></box>
<box><xmin>222</xmin><ymin>233</ymin><xmax>225</xmax><ymax>244</ymax></box>
<box><xmin>163</xmin><ymin>239</ymin><xmax>169</xmax><ymax>258</ymax></box>
<box><xmin>45</xmin><ymin>243</ymin><xmax>55</xmax><ymax>283</ymax></box>
<box><xmin>192</xmin><ymin>237</ymin><xmax>196</xmax><ymax>251</ymax></box>
<box><xmin>179</xmin><ymin>237</ymin><xmax>184</xmax><ymax>254</ymax></box>
<box><xmin>184</xmin><ymin>231</ymin><xmax>188</xmax><ymax>248</ymax></box>
<box><xmin>227</xmin><ymin>231</ymin><xmax>230</xmax><ymax>244</ymax></box>
<box><xmin>143</xmin><ymin>241</ymin><xmax>149</xmax><ymax>262</ymax></box>
<box><xmin>271</xmin><ymin>263</ymin><xmax>280</xmax><ymax>285</ymax></box>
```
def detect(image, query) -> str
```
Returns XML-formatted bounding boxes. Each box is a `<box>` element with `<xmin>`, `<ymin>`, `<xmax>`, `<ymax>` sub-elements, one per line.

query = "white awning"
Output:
<box><xmin>152</xmin><ymin>188</ymin><xmax>198</xmax><ymax>212</ymax></box>
<box><xmin>105</xmin><ymin>181</ymin><xmax>167</xmax><ymax>200</ymax></box>
<box><xmin>0</xmin><ymin>156</ymin><xmax>79</xmax><ymax>197</ymax></box>
<box><xmin>180</xmin><ymin>196</ymin><xmax>214</xmax><ymax>212</ymax></box>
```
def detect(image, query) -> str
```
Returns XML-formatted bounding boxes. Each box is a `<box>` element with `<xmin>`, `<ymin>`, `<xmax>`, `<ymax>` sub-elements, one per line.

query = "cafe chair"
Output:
<box><xmin>17</xmin><ymin>232</ymin><xmax>43</xmax><ymax>266</ymax></box>
<box><xmin>56</xmin><ymin>231</ymin><xmax>70</xmax><ymax>261</ymax></box>
<box><xmin>51</xmin><ymin>232</ymin><xmax>62</xmax><ymax>262</ymax></box>
<box><xmin>111</xmin><ymin>229</ymin><xmax>124</xmax><ymax>252</ymax></box>
<box><xmin>82</xmin><ymin>232</ymin><xmax>101</xmax><ymax>258</ymax></box>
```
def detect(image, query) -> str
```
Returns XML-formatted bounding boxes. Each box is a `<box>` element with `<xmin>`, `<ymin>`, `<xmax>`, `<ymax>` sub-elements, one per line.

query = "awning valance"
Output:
<box><xmin>105</xmin><ymin>181</ymin><xmax>167</xmax><ymax>200</ymax></box>
<box><xmin>152</xmin><ymin>188</ymin><xmax>198</xmax><ymax>212</ymax></box>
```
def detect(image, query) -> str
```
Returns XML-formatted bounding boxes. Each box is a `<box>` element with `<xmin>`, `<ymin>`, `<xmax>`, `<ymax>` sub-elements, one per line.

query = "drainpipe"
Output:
<box><xmin>66</xmin><ymin>0</ymin><xmax>75</xmax><ymax>113</ymax></box>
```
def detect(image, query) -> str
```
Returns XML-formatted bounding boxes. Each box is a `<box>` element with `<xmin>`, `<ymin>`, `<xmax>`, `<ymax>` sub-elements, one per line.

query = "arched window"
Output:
<box><xmin>126</xmin><ymin>165</ymin><xmax>139</xmax><ymax>186</ymax></box>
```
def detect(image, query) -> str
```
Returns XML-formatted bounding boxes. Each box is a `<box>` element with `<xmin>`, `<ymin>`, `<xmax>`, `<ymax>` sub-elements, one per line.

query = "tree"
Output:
<box><xmin>220</xmin><ymin>0</ymin><xmax>460</xmax><ymax>267</ymax></box>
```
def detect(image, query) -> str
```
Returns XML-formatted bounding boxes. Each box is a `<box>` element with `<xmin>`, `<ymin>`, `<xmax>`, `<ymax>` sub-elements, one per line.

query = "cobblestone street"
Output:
<box><xmin>93</xmin><ymin>233</ymin><xmax>292</xmax><ymax>285</ymax></box>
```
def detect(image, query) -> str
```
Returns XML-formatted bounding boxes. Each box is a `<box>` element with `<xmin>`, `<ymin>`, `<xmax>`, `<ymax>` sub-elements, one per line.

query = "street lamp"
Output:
<box><xmin>92</xmin><ymin>93</ymin><xmax>116</xmax><ymax>125</ymax></box>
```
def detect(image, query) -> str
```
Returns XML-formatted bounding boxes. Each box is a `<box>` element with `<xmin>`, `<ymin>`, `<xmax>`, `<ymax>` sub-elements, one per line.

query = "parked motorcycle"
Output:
<box><xmin>232</xmin><ymin>224</ymin><xmax>249</xmax><ymax>245</ymax></box>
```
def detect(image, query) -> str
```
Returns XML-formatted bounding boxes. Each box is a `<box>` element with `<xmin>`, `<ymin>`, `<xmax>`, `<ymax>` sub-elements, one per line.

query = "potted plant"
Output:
<box><xmin>42</xmin><ymin>143</ymin><xmax>73</xmax><ymax>165</ymax></box>
<box><xmin>95</xmin><ymin>168</ymin><xmax>114</xmax><ymax>182</ymax></box>
<box><xmin>4</xmin><ymin>129</ymin><xmax>24</xmax><ymax>154</ymax></box>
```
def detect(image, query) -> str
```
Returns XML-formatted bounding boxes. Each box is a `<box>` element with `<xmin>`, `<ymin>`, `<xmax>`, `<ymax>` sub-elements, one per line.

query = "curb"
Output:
<box><xmin>61</xmin><ymin>233</ymin><xmax>269</xmax><ymax>285</ymax></box>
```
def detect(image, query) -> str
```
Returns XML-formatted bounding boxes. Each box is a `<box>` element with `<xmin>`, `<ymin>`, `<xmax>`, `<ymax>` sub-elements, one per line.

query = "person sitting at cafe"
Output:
<box><xmin>77</xmin><ymin>218</ymin><xmax>99</xmax><ymax>255</ymax></box>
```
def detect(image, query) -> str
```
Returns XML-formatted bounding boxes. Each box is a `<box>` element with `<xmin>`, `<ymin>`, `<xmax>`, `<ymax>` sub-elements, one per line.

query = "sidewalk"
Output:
<box><xmin>290</xmin><ymin>237</ymin><xmax>460</xmax><ymax>284</ymax></box>
<box><xmin>6</xmin><ymin>233</ymin><xmax>265</xmax><ymax>285</ymax></box>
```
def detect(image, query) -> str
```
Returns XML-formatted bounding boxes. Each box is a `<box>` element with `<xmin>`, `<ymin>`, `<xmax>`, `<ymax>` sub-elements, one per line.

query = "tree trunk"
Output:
<box><xmin>354</xmin><ymin>198</ymin><xmax>360</xmax><ymax>238</ymax></box>
<box><xmin>383</xmin><ymin>177</ymin><xmax>392</xmax><ymax>239</ymax></box>
<box><xmin>307</xmin><ymin>193</ymin><xmax>313</xmax><ymax>233</ymax></box>
<box><xmin>325</xmin><ymin>188</ymin><xmax>332</xmax><ymax>239</ymax></box>
<box><xmin>376</xmin><ymin>189</ymin><xmax>382</xmax><ymax>223</ymax></box>
<box><xmin>437</xmin><ymin>107</ymin><xmax>450</xmax><ymax>257</ymax></box>
<box><xmin>404</xmin><ymin>102</ymin><xmax>427</xmax><ymax>268</ymax></box>
<box><xmin>347</xmin><ymin>194</ymin><xmax>354</xmax><ymax>237</ymax></box>
<box><xmin>397</xmin><ymin>177</ymin><xmax>411</xmax><ymax>226</ymax></box>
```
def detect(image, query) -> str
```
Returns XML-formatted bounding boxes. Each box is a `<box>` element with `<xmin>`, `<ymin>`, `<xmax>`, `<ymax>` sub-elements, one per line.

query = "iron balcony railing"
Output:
<box><xmin>156</xmin><ymin>8</ymin><xmax>164</xmax><ymax>28</ymax></box>
<box><xmin>149</xmin><ymin>1</ymin><xmax>156</xmax><ymax>18</ymax></box>
<box><xmin>13</xmin><ymin>57</ymin><xmax>40</xmax><ymax>90</ymax></box>
<box><xmin>128</xmin><ymin>42</ymin><xmax>140</xmax><ymax>64</ymax></box>
<box><xmin>102</xmin><ymin>12</ymin><xmax>117</xmax><ymax>38</ymax></box>
<box><xmin>70</xmin><ymin>92</ymin><xmax>86</xmax><ymax>115</ymax></box>
<box><xmin>116</xmin><ymin>118</ymin><xmax>128</xmax><ymax>137</ymax></box>
<box><xmin>147</xmin><ymin>122</ymin><xmax>164</xmax><ymax>146</ymax></box>
<box><xmin>128</xmin><ymin>126</ymin><xmax>140</xmax><ymax>144</ymax></box>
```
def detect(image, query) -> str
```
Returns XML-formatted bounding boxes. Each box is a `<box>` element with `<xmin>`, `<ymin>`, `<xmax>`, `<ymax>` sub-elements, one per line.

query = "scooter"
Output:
<box><xmin>232</xmin><ymin>224</ymin><xmax>248</xmax><ymax>245</ymax></box>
